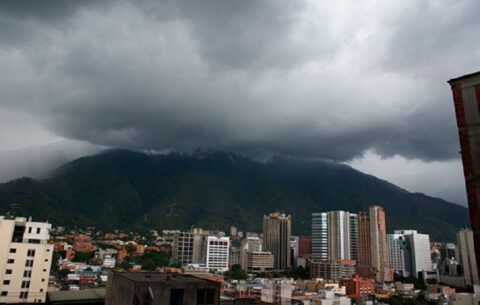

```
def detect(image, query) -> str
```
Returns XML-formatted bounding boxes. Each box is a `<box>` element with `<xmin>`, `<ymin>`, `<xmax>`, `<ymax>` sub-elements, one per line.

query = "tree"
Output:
<box><xmin>225</xmin><ymin>264</ymin><xmax>248</xmax><ymax>280</ymax></box>
<box><xmin>72</xmin><ymin>251</ymin><xmax>94</xmax><ymax>263</ymax></box>
<box><xmin>287</xmin><ymin>266</ymin><xmax>310</xmax><ymax>279</ymax></box>
<box><xmin>169</xmin><ymin>260</ymin><xmax>182</xmax><ymax>268</ymax></box>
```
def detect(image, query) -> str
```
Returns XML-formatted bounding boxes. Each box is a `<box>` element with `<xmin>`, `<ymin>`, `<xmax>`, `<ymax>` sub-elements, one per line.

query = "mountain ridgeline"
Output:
<box><xmin>0</xmin><ymin>150</ymin><xmax>469</xmax><ymax>241</ymax></box>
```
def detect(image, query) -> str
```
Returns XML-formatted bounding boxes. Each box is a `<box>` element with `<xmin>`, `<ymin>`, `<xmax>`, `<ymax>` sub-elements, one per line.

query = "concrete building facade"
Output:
<box><xmin>391</xmin><ymin>230</ymin><xmax>433</xmax><ymax>278</ymax></box>
<box><xmin>312</xmin><ymin>211</ymin><xmax>358</xmax><ymax>261</ymax></box>
<box><xmin>203</xmin><ymin>236</ymin><xmax>230</xmax><ymax>272</ymax></box>
<box><xmin>310</xmin><ymin>260</ymin><xmax>357</xmax><ymax>281</ymax></box>
<box><xmin>239</xmin><ymin>237</ymin><xmax>263</xmax><ymax>271</ymax></box>
<box><xmin>246</xmin><ymin>251</ymin><xmax>275</xmax><ymax>274</ymax></box>
<box><xmin>358</xmin><ymin>206</ymin><xmax>392</xmax><ymax>282</ymax></box>
<box><xmin>388</xmin><ymin>233</ymin><xmax>408</xmax><ymax>277</ymax></box>
<box><xmin>262</xmin><ymin>213</ymin><xmax>291</xmax><ymax>271</ymax></box>
<box><xmin>457</xmin><ymin>229</ymin><xmax>479</xmax><ymax>286</ymax></box>
<box><xmin>0</xmin><ymin>216</ymin><xmax>53</xmax><ymax>304</ymax></box>
<box><xmin>172</xmin><ymin>228</ymin><xmax>205</xmax><ymax>267</ymax></box>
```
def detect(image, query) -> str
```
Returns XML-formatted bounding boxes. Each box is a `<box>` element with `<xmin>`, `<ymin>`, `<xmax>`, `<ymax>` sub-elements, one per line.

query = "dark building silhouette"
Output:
<box><xmin>105</xmin><ymin>272</ymin><xmax>220</xmax><ymax>305</ymax></box>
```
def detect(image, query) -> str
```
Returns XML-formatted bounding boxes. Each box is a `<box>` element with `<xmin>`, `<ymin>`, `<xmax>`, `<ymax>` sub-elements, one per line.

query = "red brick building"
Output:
<box><xmin>448</xmin><ymin>71</ymin><xmax>480</xmax><ymax>280</ymax></box>
<box><xmin>298</xmin><ymin>236</ymin><xmax>312</xmax><ymax>257</ymax></box>
<box><xmin>341</xmin><ymin>274</ymin><xmax>375</xmax><ymax>298</ymax></box>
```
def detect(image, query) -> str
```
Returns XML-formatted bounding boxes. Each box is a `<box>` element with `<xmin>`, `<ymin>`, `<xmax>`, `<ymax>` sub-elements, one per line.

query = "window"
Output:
<box><xmin>28</xmin><ymin>227</ymin><xmax>32</xmax><ymax>233</ymax></box>
<box><xmin>3</xmin><ymin>280</ymin><xmax>10</xmax><ymax>285</ymax></box>
<box><xmin>41</xmin><ymin>279</ymin><xmax>45</xmax><ymax>282</ymax></box>
<box><xmin>170</xmin><ymin>289</ymin><xmax>184</xmax><ymax>305</ymax></box>
<box><xmin>36</xmin><ymin>228</ymin><xmax>41</xmax><ymax>234</ymax></box>
<box><xmin>5</xmin><ymin>270</ymin><xmax>12</xmax><ymax>275</ymax></box>
<box><xmin>1</xmin><ymin>291</ymin><xmax>7</xmax><ymax>296</ymax></box>
<box><xmin>42</xmin><ymin>269</ymin><xmax>46</xmax><ymax>272</ymax></box>
<box><xmin>25</xmin><ymin>260</ymin><xmax>34</xmax><ymax>267</ymax></box>
<box><xmin>21</xmin><ymin>281</ymin><xmax>30</xmax><ymax>289</ymax></box>
<box><xmin>197</xmin><ymin>289</ymin><xmax>215</xmax><ymax>305</ymax></box>
<box><xmin>27</xmin><ymin>249</ymin><xmax>35</xmax><ymax>257</ymax></box>
<box><xmin>44</xmin><ymin>259</ymin><xmax>48</xmax><ymax>262</ymax></box>
<box><xmin>19</xmin><ymin>291</ymin><xmax>28</xmax><ymax>299</ymax></box>
<box><xmin>23</xmin><ymin>270</ymin><xmax>32</xmax><ymax>277</ymax></box>
<box><xmin>9</xmin><ymin>248</ymin><xmax>16</xmax><ymax>253</ymax></box>
<box><xmin>7</xmin><ymin>259</ymin><xmax>14</xmax><ymax>264</ymax></box>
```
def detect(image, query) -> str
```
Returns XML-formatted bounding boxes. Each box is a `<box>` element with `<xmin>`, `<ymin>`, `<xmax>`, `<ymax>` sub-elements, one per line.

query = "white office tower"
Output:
<box><xmin>457</xmin><ymin>229</ymin><xmax>479</xmax><ymax>287</ymax></box>
<box><xmin>0</xmin><ymin>216</ymin><xmax>53</xmax><ymax>304</ymax></box>
<box><xmin>312</xmin><ymin>211</ymin><xmax>359</xmax><ymax>261</ymax></box>
<box><xmin>203</xmin><ymin>236</ymin><xmax>230</xmax><ymax>272</ymax></box>
<box><xmin>394</xmin><ymin>230</ymin><xmax>433</xmax><ymax>278</ymax></box>
<box><xmin>388</xmin><ymin>234</ymin><xmax>409</xmax><ymax>277</ymax></box>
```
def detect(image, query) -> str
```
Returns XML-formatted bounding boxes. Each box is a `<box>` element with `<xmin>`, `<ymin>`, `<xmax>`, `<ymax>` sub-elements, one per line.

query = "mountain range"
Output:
<box><xmin>0</xmin><ymin>149</ymin><xmax>469</xmax><ymax>241</ymax></box>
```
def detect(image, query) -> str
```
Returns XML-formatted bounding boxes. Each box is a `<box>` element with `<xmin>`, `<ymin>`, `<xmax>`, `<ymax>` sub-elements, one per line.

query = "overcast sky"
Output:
<box><xmin>0</xmin><ymin>0</ymin><xmax>479</xmax><ymax>206</ymax></box>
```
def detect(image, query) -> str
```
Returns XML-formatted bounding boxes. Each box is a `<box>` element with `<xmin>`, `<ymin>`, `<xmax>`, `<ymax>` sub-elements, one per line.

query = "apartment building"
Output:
<box><xmin>203</xmin><ymin>236</ymin><xmax>230</xmax><ymax>272</ymax></box>
<box><xmin>0</xmin><ymin>216</ymin><xmax>53</xmax><ymax>303</ymax></box>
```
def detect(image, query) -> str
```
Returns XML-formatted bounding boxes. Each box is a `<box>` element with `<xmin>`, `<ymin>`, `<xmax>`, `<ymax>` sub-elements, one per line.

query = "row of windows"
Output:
<box><xmin>27</xmin><ymin>227</ymin><xmax>42</xmax><ymax>234</ymax></box>
<box><xmin>5</xmin><ymin>267</ymin><xmax>47</xmax><ymax>277</ymax></box>
<box><xmin>1</xmin><ymin>291</ymin><xmax>44</xmax><ymax>298</ymax></box>
<box><xmin>9</xmin><ymin>248</ymin><xmax>42</xmax><ymax>256</ymax></box>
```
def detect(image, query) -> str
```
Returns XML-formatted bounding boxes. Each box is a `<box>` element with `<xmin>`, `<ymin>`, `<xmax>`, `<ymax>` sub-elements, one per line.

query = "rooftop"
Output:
<box><xmin>113</xmin><ymin>271</ymin><xmax>218</xmax><ymax>284</ymax></box>
<box><xmin>48</xmin><ymin>288</ymin><xmax>105</xmax><ymax>302</ymax></box>
<box><xmin>448</xmin><ymin>71</ymin><xmax>480</xmax><ymax>84</ymax></box>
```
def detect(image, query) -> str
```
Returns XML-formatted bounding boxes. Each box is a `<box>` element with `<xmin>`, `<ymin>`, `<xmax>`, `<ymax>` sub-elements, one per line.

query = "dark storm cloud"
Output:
<box><xmin>0</xmin><ymin>0</ymin><xmax>478</xmax><ymax>161</ymax></box>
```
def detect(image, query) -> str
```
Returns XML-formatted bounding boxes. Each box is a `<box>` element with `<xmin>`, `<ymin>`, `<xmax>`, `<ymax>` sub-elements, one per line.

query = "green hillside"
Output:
<box><xmin>0</xmin><ymin>149</ymin><xmax>469</xmax><ymax>241</ymax></box>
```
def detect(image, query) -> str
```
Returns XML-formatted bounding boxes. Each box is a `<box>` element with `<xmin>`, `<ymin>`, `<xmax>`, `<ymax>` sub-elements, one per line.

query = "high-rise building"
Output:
<box><xmin>457</xmin><ymin>229</ymin><xmax>479</xmax><ymax>286</ymax></box>
<box><xmin>388</xmin><ymin>233</ymin><xmax>408</xmax><ymax>277</ymax></box>
<box><xmin>203</xmin><ymin>236</ymin><xmax>230</xmax><ymax>272</ymax></box>
<box><xmin>312</xmin><ymin>211</ymin><xmax>358</xmax><ymax>261</ymax></box>
<box><xmin>358</xmin><ymin>212</ymin><xmax>371</xmax><ymax>271</ymax></box>
<box><xmin>298</xmin><ymin>236</ymin><xmax>312</xmax><ymax>258</ymax></box>
<box><xmin>358</xmin><ymin>206</ymin><xmax>392</xmax><ymax>282</ymax></box>
<box><xmin>239</xmin><ymin>237</ymin><xmax>263</xmax><ymax>270</ymax></box>
<box><xmin>172</xmin><ymin>228</ymin><xmax>205</xmax><ymax>266</ymax></box>
<box><xmin>229</xmin><ymin>247</ymin><xmax>240</xmax><ymax>267</ymax></box>
<box><xmin>403</xmin><ymin>230</ymin><xmax>433</xmax><ymax>278</ymax></box>
<box><xmin>263</xmin><ymin>212</ymin><xmax>291</xmax><ymax>270</ymax></box>
<box><xmin>0</xmin><ymin>216</ymin><xmax>53</xmax><ymax>304</ymax></box>
<box><xmin>291</xmin><ymin>236</ymin><xmax>298</xmax><ymax>266</ymax></box>
<box><xmin>448</xmin><ymin>71</ymin><xmax>480</xmax><ymax>281</ymax></box>
<box><xmin>312</xmin><ymin>212</ymin><xmax>328</xmax><ymax>261</ymax></box>
<box><xmin>390</xmin><ymin>230</ymin><xmax>433</xmax><ymax>278</ymax></box>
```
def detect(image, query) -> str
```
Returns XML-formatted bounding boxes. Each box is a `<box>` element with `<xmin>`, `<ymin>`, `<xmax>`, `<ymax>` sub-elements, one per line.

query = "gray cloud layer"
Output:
<box><xmin>0</xmin><ymin>0</ymin><xmax>479</xmax><ymax>161</ymax></box>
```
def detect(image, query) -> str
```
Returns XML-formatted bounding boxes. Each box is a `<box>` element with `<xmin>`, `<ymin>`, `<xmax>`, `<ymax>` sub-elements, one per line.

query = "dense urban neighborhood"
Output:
<box><xmin>0</xmin><ymin>204</ymin><xmax>477</xmax><ymax>304</ymax></box>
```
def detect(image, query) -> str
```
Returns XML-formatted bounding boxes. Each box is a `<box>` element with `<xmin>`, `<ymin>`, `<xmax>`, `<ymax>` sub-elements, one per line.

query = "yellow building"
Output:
<box><xmin>0</xmin><ymin>216</ymin><xmax>53</xmax><ymax>303</ymax></box>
